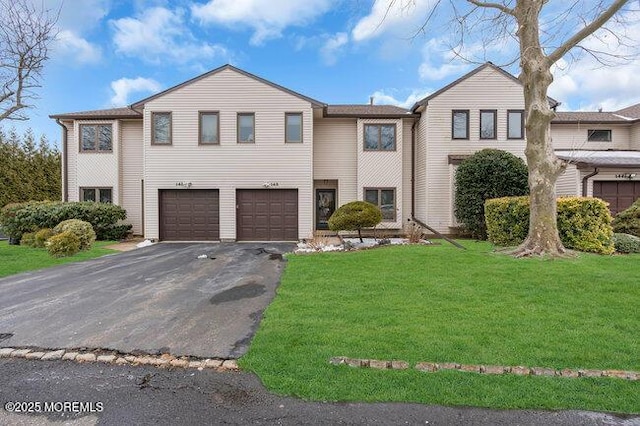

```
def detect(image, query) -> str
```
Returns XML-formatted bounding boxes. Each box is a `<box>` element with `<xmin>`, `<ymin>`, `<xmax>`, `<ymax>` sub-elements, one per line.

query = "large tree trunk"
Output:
<box><xmin>512</xmin><ymin>0</ymin><xmax>567</xmax><ymax>257</ymax></box>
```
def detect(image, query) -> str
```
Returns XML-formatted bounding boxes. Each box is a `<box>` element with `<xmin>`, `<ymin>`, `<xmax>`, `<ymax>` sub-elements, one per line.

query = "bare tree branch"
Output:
<box><xmin>546</xmin><ymin>0</ymin><xmax>629</xmax><ymax>65</ymax></box>
<box><xmin>0</xmin><ymin>0</ymin><xmax>58</xmax><ymax>122</ymax></box>
<box><xmin>466</xmin><ymin>0</ymin><xmax>515</xmax><ymax>16</ymax></box>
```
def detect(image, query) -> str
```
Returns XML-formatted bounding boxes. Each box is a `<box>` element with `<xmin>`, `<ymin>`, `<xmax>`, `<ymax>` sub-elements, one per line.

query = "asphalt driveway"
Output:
<box><xmin>0</xmin><ymin>243</ymin><xmax>293</xmax><ymax>358</ymax></box>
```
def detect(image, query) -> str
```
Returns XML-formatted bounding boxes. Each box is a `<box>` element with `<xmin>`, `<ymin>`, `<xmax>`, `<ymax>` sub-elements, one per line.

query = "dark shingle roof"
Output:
<box><xmin>616</xmin><ymin>103</ymin><xmax>640</xmax><ymax>119</ymax></box>
<box><xmin>50</xmin><ymin>107</ymin><xmax>142</xmax><ymax>120</ymax></box>
<box><xmin>552</xmin><ymin>111</ymin><xmax>632</xmax><ymax>124</ymax></box>
<box><xmin>325</xmin><ymin>104</ymin><xmax>416</xmax><ymax>118</ymax></box>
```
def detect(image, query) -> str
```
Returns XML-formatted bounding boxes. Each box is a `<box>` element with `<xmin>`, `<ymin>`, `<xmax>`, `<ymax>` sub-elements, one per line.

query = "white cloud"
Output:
<box><xmin>110</xmin><ymin>77</ymin><xmax>162</xmax><ymax>106</ymax></box>
<box><xmin>352</xmin><ymin>0</ymin><xmax>437</xmax><ymax>42</ymax></box>
<box><xmin>320</xmin><ymin>32</ymin><xmax>348</xmax><ymax>65</ymax></box>
<box><xmin>54</xmin><ymin>30</ymin><xmax>102</xmax><ymax>64</ymax></box>
<box><xmin>191</xmin><ymin>0</ymin><xmax>334</xmax><ymax>45</ymax></box>
<box><xmin>111</xmin><ymin>7</ymin><xmax>230</xmax><ymax>64</ymax></box>
<box><xmin>47</xmin><ymin>0</ymin><xmax>109</xmax><ymax>34</ymax></box>
<box><xmin>370</xmin><ymin>88</ymin><xmax>431</xmax><ymax>109</ymax></box>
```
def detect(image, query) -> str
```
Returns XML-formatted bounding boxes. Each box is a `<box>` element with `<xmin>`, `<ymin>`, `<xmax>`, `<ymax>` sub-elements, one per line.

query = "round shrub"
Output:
<box><xmin>328</xmin><ymin>201</ymin><xmax>382</xmax><ymax>242</ymax></box>
<box><xmin>613</xmin><ymin>233</ymin><xmax>640</xmax><ymax>253</ymax></box>
<box><xmin>20</xmin><ymin>232</ymin><xmax>36</xmax><ymax>247</ymax></box>
<box><xmin>612</xmin><ymin>199</ymin><xmax>640</xmax><ymax>238</ymax></box>
<box><xmin>454</xmin><ymin>149</ymin><xmax>529</xmax><ymax>239</ymax></box>
<box><xmin>34</xmin><ymin>228</ymin><xmax>55</xmax><ymax>248</ymax></box>
<box><xmin>53</xmin><ymin>219</ymin><xmax>96</xmax><ymax>250</ymax></box>
<box><xmin>47</xmin><ymin>231</ymin><xmax>80</xmax><ymax>258</ymax></box>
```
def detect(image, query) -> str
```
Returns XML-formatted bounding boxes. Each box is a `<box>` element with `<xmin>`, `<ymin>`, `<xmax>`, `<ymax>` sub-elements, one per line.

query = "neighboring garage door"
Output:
<box><xmin>593</xmin><ymin>181</ymin><xmax>640</xmax><ymax>215</ymax></box>
<box><xmin>237</xmin><ymin>189</ymin><xmax>298</xmax><ymax>241</ymax></box>
<box><xmin>159</xmin><ymin>189</ymin><xmax>219</xmax><ymax>241</ymax></box>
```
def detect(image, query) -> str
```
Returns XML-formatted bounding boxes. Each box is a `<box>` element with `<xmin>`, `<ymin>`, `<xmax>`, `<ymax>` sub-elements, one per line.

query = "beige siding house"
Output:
<box><xmin>51</xmin><ymin>63</ymin><xmax>640</xmax><ymax>241</ymax></box>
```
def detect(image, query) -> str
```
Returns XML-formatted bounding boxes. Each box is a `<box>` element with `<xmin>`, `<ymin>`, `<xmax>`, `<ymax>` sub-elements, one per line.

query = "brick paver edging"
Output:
<box><xmin>0</xmin><ymin>347</ymin><xmax>238</xmax><ymax>371</ymax></box>
<box><xmin>329</xmin><ymin>356</ymin><xmax>639</xmax><ymax>380</ymax></box>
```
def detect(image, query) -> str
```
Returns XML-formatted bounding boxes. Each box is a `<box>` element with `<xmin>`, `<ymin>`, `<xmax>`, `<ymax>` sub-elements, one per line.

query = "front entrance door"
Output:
<box><xmin>316</xmin><ymin>189</ymin><xmax>336</xmax><ymax>230</ymax></box>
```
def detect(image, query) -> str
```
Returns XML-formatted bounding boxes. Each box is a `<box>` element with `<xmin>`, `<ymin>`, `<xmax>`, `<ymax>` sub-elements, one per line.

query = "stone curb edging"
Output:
<box><xmin>329</xmin><ymin>357</ymin><xmax>639</xmax><ymax>381</ymax></box>
<box><xmin>0</xmin><ymin>347</ymin><xmax>239</xmax><ymax>371</ymax></box>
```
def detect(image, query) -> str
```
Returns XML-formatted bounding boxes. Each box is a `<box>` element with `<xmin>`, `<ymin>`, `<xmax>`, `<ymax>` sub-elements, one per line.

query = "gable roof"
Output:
<box><xmin>615</xmin><ymin>103</ymin><xmax>640</xmax><ymax>119</ymax></box>
<box><xmin>50</xmin><ymin>107</ymin><xmax>142</xmax><ymax>120</ymax></box>
<box><xmin>324</xmin><ymin>104</ymin><xmax>418</xmax><ymax>118</ymax></box>
<box><xmin>552</xmin><ymin>111</ymin><xmax>633</xmax><ymax>124</ymax></box>
<box><xmin>411</xmin><ymin>62</ymin><xmax>559</xmax><ymax>111</ymax></box>
<box><xmin>131</xmin><ymin>64</ymin><xmax>326</xmax><ymax>109</ymax></box>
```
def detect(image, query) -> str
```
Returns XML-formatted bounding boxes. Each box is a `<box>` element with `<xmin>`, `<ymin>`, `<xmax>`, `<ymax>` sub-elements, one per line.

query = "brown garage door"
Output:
<box><xmin>237</xmin><ymin>189</ymin><xmax>298</xmax><ymax>241</ymax></box>
<box><xmin>159</xmin><ymin>189</ymin><xmax>219</xmax><ymax>241</ymax></box>
<box><xmin>593</xmin><ymin>181</ymin><xmax>640</xmax><ymax>215</ymax></box>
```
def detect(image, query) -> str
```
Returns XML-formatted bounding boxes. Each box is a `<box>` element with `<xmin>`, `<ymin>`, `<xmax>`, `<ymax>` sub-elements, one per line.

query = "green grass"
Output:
<box><xmin>0</xmin><ymin>240</ymin><xmax>118</xmax><ymax>278</ymax></box>
<box><xmin>241</xmin><ymin>241</ymin><xmax>640</xmax><ymax>413</ymax></box>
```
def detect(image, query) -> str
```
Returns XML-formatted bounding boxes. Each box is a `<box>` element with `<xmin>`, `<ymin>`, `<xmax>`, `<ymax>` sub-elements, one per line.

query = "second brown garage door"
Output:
<box><xmin>159</xmin><ymin>189</ymin><xmax>219</xmax><ymax>241</ymax></box>
<box><xmin>237</xmin><ymin>189</ymin><xmax>298</xmax><ymax>241</ymax></box>
<box><xmin>593</xmin><ymin>181</ymin><xmax>640</xmax><ymax>215</ymax></box>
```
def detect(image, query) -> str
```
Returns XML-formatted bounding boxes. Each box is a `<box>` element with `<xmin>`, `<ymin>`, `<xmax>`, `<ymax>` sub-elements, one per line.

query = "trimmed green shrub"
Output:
<box><xmin>0</xmin><ymin>201</ymin><xmax>130</xmax><ymax>240</ymax></box>
<box><xmin>0</xmin><ymin>201</ymin><xmax>50</xmax><ymax>241</ymax></box>
<box><xmin>47</xmin><ymin>231</ymin><xmax>80</xmax><ymax>258</ymax></box>
<box><xmin>485</xmin><ymin>196</ymin><xmax>614</xmax><ymax>255</ymax></box>
<box><xmin>328</xmin><ymin>201</ymin><xmax>382</xmax><ymax>242</ymax></box>
<box><xmin>34</xmin><ymin>228</ymin><xmax>55</xmax><ymax>248</ymax></box>
<box><xmin>454</xmin><ymin>149</ymin><xmax>529</xmax><ymax>239</ymax></box>
<box><xmin>484</xmin><ymin>196</ymin><xmax>530</xmax><ymax>246</ymax></box>
<box><xmin>20</xmin><ymin>232</ymin><xmax>36</xmax><ymax>247</ymax></box>
<box><xmin>53</xmin><ymin>219</ymin><xmax>96</xmax><ymax>250</ymax></box>
<box><xmin>612</xmin><ymin>233</ymin><xmax>640</xmax><ymax>253</ymax></box>
<box><xmin>612</xmin><ymin>198</ymin><xmax>640</xmax><ymax>237</ymax></box>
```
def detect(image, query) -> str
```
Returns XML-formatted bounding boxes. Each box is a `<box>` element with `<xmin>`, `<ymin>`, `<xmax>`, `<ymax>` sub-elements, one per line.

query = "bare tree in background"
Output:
<box><xmin>0</xmin><ymin>0</ymin><xmax>58</xmax><ymax>121</ymax></box>
<box><xmin>396</xmin><ymin>0</ymin><xmax>632</xmax><ymax>256</ymax></box>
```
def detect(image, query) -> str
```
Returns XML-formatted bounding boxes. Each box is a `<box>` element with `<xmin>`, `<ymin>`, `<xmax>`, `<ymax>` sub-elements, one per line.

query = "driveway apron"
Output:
<box><xmin>0</xmin><ymin>243</ymin><xmax>293</xmax><ymax>358</ymax></box>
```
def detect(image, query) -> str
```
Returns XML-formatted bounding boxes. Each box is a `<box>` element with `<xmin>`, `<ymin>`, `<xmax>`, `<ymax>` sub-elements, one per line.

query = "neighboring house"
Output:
<box><xmin>50</xmin><ymin>63</ymin><xmax>640</xmax><ymax>241</ymax></box>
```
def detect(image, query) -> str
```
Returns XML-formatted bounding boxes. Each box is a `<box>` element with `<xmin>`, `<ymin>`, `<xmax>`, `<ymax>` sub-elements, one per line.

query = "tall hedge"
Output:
<box><xmin>0</xmin><ymin>128</ymin><xmax>61</xmax><ymax>209</ymax></box>
<box><xmin>485</xmin><ymin>196</ymin><xmax>614</xmax><ymax>254</ymax></box>
<box><xmin>0</xmin><ymin>201</ymin><xmax>131</xmax><ymax>241</ymax></box>
<box><xmin>454</xmin><ymin>149</ymin><xmax>529</xmax><ymax>239</ymax></box>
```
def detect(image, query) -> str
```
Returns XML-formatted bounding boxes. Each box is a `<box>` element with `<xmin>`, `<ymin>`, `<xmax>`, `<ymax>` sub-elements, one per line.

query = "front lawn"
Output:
<box><xmin>0</xmin><ymin>240</ymin><xmax>118</xmax><ymax>278</ymax></box>
<box><xmin>241</xmin><ymin>242</ymin><xmax>640</xmax><ymax>413</ymax></box>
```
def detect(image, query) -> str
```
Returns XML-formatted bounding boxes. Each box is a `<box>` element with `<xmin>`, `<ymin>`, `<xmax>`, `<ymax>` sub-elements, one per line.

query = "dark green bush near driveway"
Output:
<box><xmin>0</xmin><ymin>201</ymin><xmax>131</xmax><ymax>241</ymax></box>
<box><xmin>485</xmin><ymin>196</ymin><xmax>614</xmax><ymax>254</ymax></box>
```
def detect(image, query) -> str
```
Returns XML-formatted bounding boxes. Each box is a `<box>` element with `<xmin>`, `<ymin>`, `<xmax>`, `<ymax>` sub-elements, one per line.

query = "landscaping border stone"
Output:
<box><xmin>0</xmin><ymin>346</ymin><xmax>240</xmax><ymax>371</ymax></box>
<box><xmin>329</xmin><ymin>356</ymin><xmax>639</xmax><ymax>381</ymax></box>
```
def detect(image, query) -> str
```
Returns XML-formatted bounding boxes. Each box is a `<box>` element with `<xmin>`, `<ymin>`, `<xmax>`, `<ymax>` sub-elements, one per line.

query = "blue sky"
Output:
<box><xmin>6</xmin><ymin>0</ymin><xmax>640</xmax><ymax>149</ymax></box>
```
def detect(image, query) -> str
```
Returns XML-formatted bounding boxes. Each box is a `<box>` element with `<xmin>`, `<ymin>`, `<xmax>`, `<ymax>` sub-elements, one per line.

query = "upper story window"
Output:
<box><xmin>364</xmin><ymin>124</ymin><xmax>396</xmax><ymax>151</ymax></box>
<box><xmin>452</xmin><ymin>110</ymin><xmax>469</xmax><ymax>140</ymax></box>
<box><xmin>364</xmin><ymin>188</ymin><xmax>396</xmax><ymax>221</ymax></box>
<box><xmin>199</xmin><ymin>111</ymin><xmax>219</xmax><ymax>145</ymax></box>
<box><xmin>238</xmin><ymin>113</ymin><xmax>255</xmax><ymax>143</ymax></box>
<box><xmin>588</xmin><ymin>129</ymin><xmax>612</xmax><ymax>142</ymax></box>
<box><xmin>81</xmin><ymin>187</ymin><xmax>112</xmax><ymax>203</ymax></box>
<box><xmin>152</xmin><ymin>112</ymin><xmax>172</xmax><ymax>145</ymax></box>
<box><xmin>507</xmin><ymin>110</ymin><xmax>525</xmax><ymax>139</ymax></box>
<box><xmin>285</xmin><ymin>113</ymin><xmax>303</xmax><ymax>143</ymax></box>
<box><xmin>80</xmin><ymin>124</ymin><xmax>112</xmax><ymax>152</ymax></box>
<box><xmin>480</xmin><ymin>110</ymin><xmax>497</xmax><ymax>139</ymax></box>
